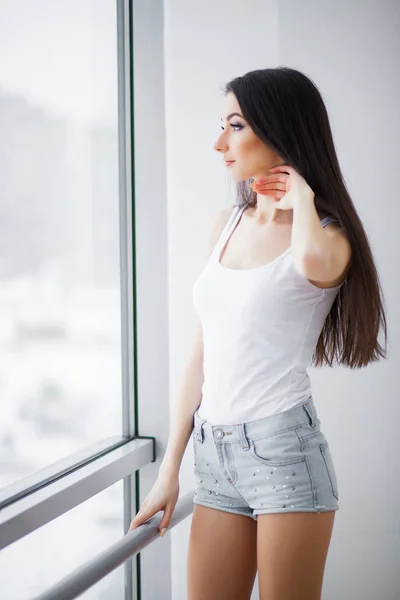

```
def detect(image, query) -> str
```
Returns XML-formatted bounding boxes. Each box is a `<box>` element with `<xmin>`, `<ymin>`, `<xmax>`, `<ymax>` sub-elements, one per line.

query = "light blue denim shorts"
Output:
<box><xmin>192</xmin><ymin>396</ymin><xmax>339</xmax><ymax>520</ymax></box>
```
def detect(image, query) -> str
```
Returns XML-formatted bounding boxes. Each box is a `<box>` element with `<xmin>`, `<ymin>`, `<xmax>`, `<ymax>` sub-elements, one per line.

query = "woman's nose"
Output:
<box><xmin>213</xmin><ymin>134</ymin><xmax>226</xmax><ymax>153</ymax></box>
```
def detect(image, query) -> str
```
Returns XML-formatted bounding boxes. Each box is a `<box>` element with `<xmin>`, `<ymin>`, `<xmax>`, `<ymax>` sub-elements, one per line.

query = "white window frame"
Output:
<box><xmin>0</xmin><ymin>0</ymin><xmax>173</xmax><ymax>597</ymax></box>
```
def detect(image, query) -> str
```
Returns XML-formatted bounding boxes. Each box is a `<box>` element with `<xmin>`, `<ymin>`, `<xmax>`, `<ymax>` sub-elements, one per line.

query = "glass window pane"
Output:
<box><xmin>0</xmin><ymin>0</ymin><xmax>123</xmax><ymax>489</ymax></box>
<box><xmin>0</xmin><ymin>480</ymin><xmax>126</xmax><ymax>598</ymax></box>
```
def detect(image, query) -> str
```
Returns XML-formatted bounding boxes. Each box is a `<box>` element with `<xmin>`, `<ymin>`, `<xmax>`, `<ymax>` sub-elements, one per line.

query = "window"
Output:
<box><xmin>0</xmin><ymin>0</ymin><xmax>123</xmax><ymax>490</ymax></box>
<box><xmin>0</xmin><ymin>480</ymin><xmax>125</xmax><ymax>598</ymax></box>
<box><xmin>0</xmin><ymin>1</ymin><xmax>167</xmax><ymax>597</ymax></box>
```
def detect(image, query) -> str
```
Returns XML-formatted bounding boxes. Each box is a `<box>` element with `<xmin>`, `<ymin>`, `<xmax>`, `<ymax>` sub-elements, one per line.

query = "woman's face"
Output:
<box><xmin>213</xmin><ymin>92</ymin><xmax>281</xmax><ymax>182</ymax></box>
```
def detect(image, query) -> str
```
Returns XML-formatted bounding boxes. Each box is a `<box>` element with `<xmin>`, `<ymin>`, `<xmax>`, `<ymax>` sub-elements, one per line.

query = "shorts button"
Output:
<box><xmin>215</xmin><ymin>429</ymin><xmax>224</xmax><ymax>439</ymax></box>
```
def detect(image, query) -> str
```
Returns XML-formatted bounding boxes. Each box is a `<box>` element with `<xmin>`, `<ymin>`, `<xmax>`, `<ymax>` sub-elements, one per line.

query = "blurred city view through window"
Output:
<box><xmin>0</xmin><ymin>2</ymin><xmax>127</xmax><ymax>597</ymax></box>
<box><xmin>0</xmin><ymin>480</ymin><xmax>125</xmax><ymax>599</ymax></box>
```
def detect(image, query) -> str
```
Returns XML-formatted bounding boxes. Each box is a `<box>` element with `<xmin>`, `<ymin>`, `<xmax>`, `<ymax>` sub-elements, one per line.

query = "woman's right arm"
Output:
<box><xmin>128</xmin><ymin>208</ymin><xmax>233</xmax><ymax>535</ymax></box>
<box><xmin>158</xmin><ymin>208</ymin><xmax>233</xmax><ymax>478</ymax></box>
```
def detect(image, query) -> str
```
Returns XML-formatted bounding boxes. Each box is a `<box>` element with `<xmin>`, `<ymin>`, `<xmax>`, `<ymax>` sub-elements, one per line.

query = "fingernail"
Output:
<box><xmin>160</xmin><ymin>527</ymin><xmax>167</xmax><ymax>537</ymax></box>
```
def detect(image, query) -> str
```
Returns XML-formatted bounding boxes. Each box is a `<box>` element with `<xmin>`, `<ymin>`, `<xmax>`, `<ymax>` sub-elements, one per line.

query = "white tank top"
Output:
<box><xmin>192</xmin><ymin>204</ymin><xmax>345</xmax><ymax>425</ymax></box>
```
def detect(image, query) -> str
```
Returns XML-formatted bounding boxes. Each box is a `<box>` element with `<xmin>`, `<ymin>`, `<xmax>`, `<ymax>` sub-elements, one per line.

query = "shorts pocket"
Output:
<box><xmin>249</xmin><ymin>429</ymin><xmax>305</xmax><ymax>468</ymax></box>
<box><xmin>320</xmin><ymin>441</ymin><xmax>339</xmax><ymax>500</ymax></box>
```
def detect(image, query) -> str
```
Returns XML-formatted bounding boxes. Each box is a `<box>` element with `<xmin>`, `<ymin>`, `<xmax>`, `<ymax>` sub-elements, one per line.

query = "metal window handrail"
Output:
<box><xmin>33</xmin><ymin>491</ymin><xmax>194</xmax><ymax>600</ymax></box>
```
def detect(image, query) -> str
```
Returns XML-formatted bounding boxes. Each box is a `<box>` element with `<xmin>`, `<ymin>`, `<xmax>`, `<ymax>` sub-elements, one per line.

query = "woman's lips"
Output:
<box><xmin>225</xmin><ymin>161</ymin><xmax>235</xmax><ymax>167</ymax></box>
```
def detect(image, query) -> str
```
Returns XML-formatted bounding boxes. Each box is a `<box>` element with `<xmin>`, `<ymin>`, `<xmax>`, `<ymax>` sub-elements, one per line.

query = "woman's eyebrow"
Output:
<box><xmin>220</xmin><ymin>112</ymin><xmax>244</xmax><ymax>121</ymax></box>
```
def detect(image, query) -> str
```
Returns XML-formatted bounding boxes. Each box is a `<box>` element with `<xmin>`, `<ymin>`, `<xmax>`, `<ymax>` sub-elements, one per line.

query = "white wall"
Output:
<box><xmin>164</xmin><ymin>1</ymin><xmax>399</xmax><ymax>598</ymax></box>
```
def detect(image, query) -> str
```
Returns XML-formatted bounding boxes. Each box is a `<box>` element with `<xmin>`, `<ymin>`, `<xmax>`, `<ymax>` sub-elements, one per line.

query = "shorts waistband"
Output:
<box><xmin>193</xmin><ymin>396</ymin><xmax>319</xmax><ymax>451</ymax></box>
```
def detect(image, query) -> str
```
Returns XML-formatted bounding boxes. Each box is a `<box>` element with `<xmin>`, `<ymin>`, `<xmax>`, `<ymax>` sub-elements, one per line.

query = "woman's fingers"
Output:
<box><xmin>251</xmin><ymin>176</ymin><xmax>287</xmax><ymax>196</ymax></box>
<box><xmin>255</xmin><ymin>182</ymin><xmax>286</xmax><ymax>191</ymax></box>
<box><xmin>158</xmin><ymin>504</ymin><xmax>174</xmax><ymax>537</ymax></box>
<box><xmin>254</xmin><ymin>174</ymin><xmax>288</xmax><ymax>184</ymax></box>
<box><xmin>127</xmin><ymin>475</ymin><xmax>179</xmax><ymax>536</ymax></box>
<box><xmin>252</xmin><ymin>185</ymin><xmax>286</xmax><ymax>198</ymax></box>
<box><xmin>268</xmin><ymin>164</ymin><xmax>294</xmax><ymax>175</ymax></box>
<box><xmin>128</xmin><ymin>503</ymin><xmax>173</xmax><ymax>537</ymax></box>
<box><xmin>128</xmin><ymin>505</ymin><xmax>157</xmax><ymax>532</ymax></box>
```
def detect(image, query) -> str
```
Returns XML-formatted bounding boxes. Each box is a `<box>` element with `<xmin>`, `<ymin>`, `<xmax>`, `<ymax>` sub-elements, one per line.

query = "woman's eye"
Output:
<box><xmin>220</xmin><ymin>123</ymin><xmax>243</xmax><ymax>131</ymax></box>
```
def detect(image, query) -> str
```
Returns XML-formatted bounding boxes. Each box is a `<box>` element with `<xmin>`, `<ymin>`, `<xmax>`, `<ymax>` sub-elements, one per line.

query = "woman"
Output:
<box><xmin>129</xmin><ymin>67</ymin><xmax>387</xmax><ymax>600</ymax></box>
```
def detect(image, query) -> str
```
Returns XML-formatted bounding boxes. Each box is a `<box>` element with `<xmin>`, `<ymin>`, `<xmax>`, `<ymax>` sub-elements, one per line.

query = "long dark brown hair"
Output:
<box><xmin>224</xmin><ymin>67</ymin><xmax>387</xmax><ymax>368</ymax></box>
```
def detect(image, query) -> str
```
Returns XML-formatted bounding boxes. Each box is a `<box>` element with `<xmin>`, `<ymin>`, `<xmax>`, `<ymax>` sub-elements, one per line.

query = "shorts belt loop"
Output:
<box><xmin>194</xmin><ymin>410</ymin><xmax>206</xmax><ymax>443</ymax></box>
<box><xmin>303</xmin><ymin>401</ymin><xmax>317</xmax><ymax>429</ymax></box>
<box><xmin>238</xmin><ymin>423</ymin><xmax>250</xmax><ymax>451</ymax></box>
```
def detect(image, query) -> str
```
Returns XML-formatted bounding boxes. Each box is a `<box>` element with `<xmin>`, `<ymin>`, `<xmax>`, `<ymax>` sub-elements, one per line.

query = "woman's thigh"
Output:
<box><xmin>257</xmin><ymin>510</ymin><xmax>336</xmax><ymax>600</ymax></box>
<box><xmin>187</xmin><ymin>504</ymin><xmax>258</xmax><ymax>600</ymax></box>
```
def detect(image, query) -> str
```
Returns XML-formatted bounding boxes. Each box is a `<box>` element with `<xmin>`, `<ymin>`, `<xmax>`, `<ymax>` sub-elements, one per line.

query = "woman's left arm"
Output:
<box><xmin>252</xmin><ymin>165</ymin><xmax>352</xmax><ymax>284</ymax></box>
<box><xmin>290</xmin><ymin>194</ymin><xmax>352</xmax><ymax>284</ymax></box>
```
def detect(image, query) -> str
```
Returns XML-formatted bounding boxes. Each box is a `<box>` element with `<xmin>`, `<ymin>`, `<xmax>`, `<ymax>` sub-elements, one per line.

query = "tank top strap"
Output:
<box><xmin>211</xmin><ymin>204</ymin><xmax>245</xmax><ymax>259</ymax></box>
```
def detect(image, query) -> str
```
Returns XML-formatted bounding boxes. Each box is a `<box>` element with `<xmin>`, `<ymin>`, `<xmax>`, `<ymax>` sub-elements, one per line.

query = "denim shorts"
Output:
<box><xmin>192</xmin><ymin>396</ymin><xmax>339</xmax><ymax>520</ymax></box>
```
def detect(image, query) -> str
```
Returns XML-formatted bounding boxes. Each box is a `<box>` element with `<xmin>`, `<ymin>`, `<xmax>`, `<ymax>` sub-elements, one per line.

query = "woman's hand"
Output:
<box><xmin>250</xmin><ymin>164</ymin><xmax>315</xmax><ymax>210</ymax></box>
<box><xmin>128</xmin><ymin>470</ymin><xmax>179</xmax><ymax>537</ymax></box>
